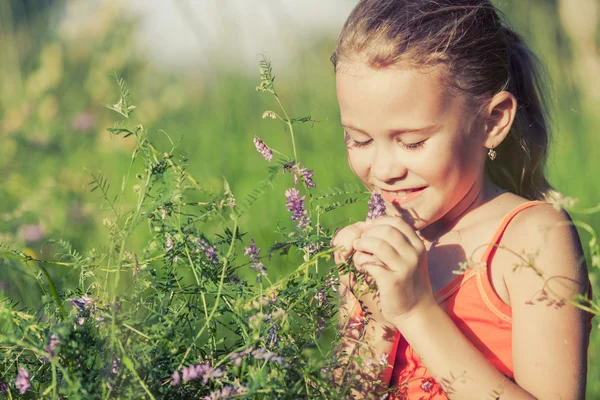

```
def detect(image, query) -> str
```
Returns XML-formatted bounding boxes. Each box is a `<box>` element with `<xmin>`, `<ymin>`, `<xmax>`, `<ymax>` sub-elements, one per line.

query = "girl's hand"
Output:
<box><xmin>331</xmin><ymin>221</ymin><xmax>391</xmax><ymax>325</ymax></box>
<box><xmin>352</xmin><ymin>216</ymin><xmax>436</xmax><ymax>325</ymax></box>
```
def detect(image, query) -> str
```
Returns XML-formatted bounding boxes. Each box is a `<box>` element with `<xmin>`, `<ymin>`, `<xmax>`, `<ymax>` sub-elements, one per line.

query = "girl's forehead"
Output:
<box><xmin>335</xmin><ymin>61</ymin><xmax>460</xmax><ymax>121</ymax></box>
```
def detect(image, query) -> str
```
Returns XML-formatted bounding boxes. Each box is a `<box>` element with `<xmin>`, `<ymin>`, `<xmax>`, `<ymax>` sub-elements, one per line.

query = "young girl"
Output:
<box><xmin>330</xmin><ymin>1</ymin><xmax>595</xmax><ymax>399</ymax></box>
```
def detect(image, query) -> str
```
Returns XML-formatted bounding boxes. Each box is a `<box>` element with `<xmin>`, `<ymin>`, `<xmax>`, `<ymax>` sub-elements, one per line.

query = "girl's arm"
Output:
<box><xmin>333</xmin><ymin>282</ymin><xmax>401</xmax><ymax>398</ymax></box>
<box><xmin>387</xmin><ymin>205</ymin><xmax>590</xmax><ymax>399</ymax></box>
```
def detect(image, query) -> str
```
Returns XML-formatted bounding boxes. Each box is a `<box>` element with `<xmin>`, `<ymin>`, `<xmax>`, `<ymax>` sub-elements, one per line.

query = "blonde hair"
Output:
<box><xmin>332</xmin><ymin>0</ymin><xmax>560</xmax><ymax>202</ymax></box>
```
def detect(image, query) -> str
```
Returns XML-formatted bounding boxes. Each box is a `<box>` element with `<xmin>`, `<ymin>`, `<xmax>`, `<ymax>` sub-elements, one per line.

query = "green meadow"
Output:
<box><xmin>1</xmin><ymin>0</ymin><xmax>598</xmax><ymax>397</ymax></box>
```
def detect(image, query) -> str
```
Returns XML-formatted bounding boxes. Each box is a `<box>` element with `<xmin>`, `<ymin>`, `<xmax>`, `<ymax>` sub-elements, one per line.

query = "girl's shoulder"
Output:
<box><xmin>496</xmin><ymin>193</ymin><xmax>589</xmax><ymax>299</ymax></box>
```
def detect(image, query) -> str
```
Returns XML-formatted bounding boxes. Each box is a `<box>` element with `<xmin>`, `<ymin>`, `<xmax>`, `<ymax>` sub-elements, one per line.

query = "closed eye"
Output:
<box><xmin>344</xmin><ymin>131</ymin><xmax>427</xmax><ymax>150</ymax></box>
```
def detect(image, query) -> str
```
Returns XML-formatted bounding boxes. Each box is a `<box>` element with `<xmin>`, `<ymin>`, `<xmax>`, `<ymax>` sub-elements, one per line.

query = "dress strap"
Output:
<box><xmin>480</xmin><ymin>200</ymin><xmax>547</xmax><ymax>263</ymax></box>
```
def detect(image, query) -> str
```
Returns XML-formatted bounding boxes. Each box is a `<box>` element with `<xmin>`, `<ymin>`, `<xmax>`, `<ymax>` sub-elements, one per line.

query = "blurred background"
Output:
<box><xmin>1</xmin><ymin>0</ymin><xmax>599</xmax><ymax>396</ymax></box>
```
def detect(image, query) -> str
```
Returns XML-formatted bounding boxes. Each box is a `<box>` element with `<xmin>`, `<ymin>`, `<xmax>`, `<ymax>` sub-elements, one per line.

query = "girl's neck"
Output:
<box><xmin>418</xmin><ymin>175</ymin><xmax>506</xmax><ymax>246</ymax></box>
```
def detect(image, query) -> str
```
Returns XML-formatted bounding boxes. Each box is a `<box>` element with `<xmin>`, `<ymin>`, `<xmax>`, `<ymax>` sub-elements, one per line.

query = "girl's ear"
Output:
<box><xmin>483</xmin><ymin>91</ymin><xmax>518</xmax><ymax>148</ymax></box>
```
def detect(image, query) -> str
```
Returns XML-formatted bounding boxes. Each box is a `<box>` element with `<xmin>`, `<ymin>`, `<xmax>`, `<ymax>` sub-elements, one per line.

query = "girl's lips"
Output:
<box><xmin>381</xmin><ymin>187</ymin><xmax>427</xmax><ymax>205</ymax></box>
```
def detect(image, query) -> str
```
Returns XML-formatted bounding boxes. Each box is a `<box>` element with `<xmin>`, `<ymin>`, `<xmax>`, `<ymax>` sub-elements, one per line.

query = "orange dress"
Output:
<box><xmin>384</xmin><ymin>200</ymin><xmax>595</xmax><ymax>399</ymax></box>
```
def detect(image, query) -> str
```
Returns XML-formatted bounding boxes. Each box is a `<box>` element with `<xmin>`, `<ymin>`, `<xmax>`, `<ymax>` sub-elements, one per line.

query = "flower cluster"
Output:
<box><xmin>15</xmin><ymin>368</ymin><xmax>30</xmax><ymax>395</ymax></box>
<box><xmin>43</xmin><ymin>334</ymin><xmax>60</xmax><ymax>362</ymax></box>
<box><xmin>203</xmin><ymin>383</ymin><xmax>248</xmax><ymax>400</ymax></box>
<box><xmin>171</xmin><ymin>362</ymin><xmax>225</xmax><ymax>387</ymax></box>
<box><xmin>243</xmin><ymin>238</ymin><xmax>267</xmax><ymax>280</ymax></box>
<box><xmin>253</xmin><ymin>137</ymin><xmax>273</xmax><ymax>162</ymax></box>
<box><xmin>66</xmin><ymin>294</ymin><xmax>94</xmax><ymax>312</ymax></box>
<box><xmin>67</xmin><ymin>294</ymin><xmax>94</xmax><ymax>325</ymax></box>
<box><xmin>285</xmin><ymin>188</ymin><xmax>310</xmax><ymax>230</ymax></box>
<box><xmin>197</xmin><ymin>238</ymin><xmax>219</xmax><ymax>264</ymax></box>
<box><xmin>250</xmin><ymin>347</ymin><xmax>289</xmax><ymax>367</ymax></box>
<box><xmin>230</xmin><ymin>347</ymin><xmax>254</xmax><ymax>366</ymax></box>
<box><xmin>282</xmin><ymin>162</ymin><xmax>316</xmax><ymax>188</ymax></box>
<box><xmin>367</xmin><ymin>192</ymin><xmax>386</xmax><ymax>219</ymax></box>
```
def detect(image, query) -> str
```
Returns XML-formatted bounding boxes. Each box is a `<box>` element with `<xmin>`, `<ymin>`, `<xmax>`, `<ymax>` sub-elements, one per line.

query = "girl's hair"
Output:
<box><xmin>332</xmin><ymin>0</ymin><xmax>561</xmax><ymax>202</ymax></box>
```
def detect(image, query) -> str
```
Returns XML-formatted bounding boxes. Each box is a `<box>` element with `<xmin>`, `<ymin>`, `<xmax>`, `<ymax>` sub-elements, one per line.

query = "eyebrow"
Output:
<box><xmin>340</xmin><ymin>122</ymin><xmax>439</xmax><ymax>135</ymax></box>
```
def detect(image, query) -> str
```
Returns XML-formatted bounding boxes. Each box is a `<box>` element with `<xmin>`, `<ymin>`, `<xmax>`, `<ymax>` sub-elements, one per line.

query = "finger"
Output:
<box><xmin>359</xmin><ymin>224</ymin><xmax>412</xmax><ymax>256</ymax></box>
<box><xmin>353</xmin><ymin>236</ymin><xmax>414</xmax><ymax>273</ymax></box>
<box><xmin>331</xmin><ymin>222</ymin><xmax>367</xmax><ymax>263</ymax></box>
<box><xmin>364</xmin><ymin>216</ymin><xmax>424</xmax><ymax>251</ymax></box>
<box><xmin>352</xmin><ymin>256</ymin><xmax>389</xmax><ymax>285</ymax></box>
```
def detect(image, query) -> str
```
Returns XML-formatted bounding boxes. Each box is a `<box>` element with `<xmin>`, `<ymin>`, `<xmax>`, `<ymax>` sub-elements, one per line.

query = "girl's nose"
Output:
<box><xmin>371</xmin><ymin>144</ymin><xmax>408</xmax><ymax>183</ymax></box>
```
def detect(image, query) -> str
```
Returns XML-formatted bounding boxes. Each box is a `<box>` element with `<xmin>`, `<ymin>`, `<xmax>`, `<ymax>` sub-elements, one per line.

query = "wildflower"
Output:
<box><xmin>197</xmin><ymin>238</ymin><xmax>219</xmax><ymax>264</ymax></box>
<box><xmin>161</xmin><ymin>208</ymin><xmax>168</xmax><ymax>220</ymax></box>
<box><xmin>243</xmin><ymin>239</ymin><xmax>267</xmax><ymax>279</ymax></box>
<box><xmin>367</xmin><ymin>192</ymin><xmax>386</xmax><ymax>219</ymax></box>
<box><xmin>550</xmin><ymin>193</ymin><xmax>578</xmax><ymax>211</ymax></box>
<box><xmin>285</xmin><ymin>188</ymin><xmax>310</xmax><ymax>230</ymax></box>
<box><xmin>266</xmin><ymin>323</ymin><xmax>280</xmax><ymax>348</ymax></box>
<box><xmin>230</xmin><ymin>347</ymin><xmax>254</xmax><ymax>367</ymax></box>
<box><xmin>44</xmin><ymin>334</ymin><xmax>60</xmax><ymax>361</ymax></box>
<box><xmin>420</xmin><ymin>377</ymin><xmax>436</xmax><ymax>393</ymax></box>
<box><xmin>66</xmin><ymin>294</ymin><xmax>94</xmax><ymax>312</ymax></box>
<box><xmin>282</xmin><ymin>162</ymin><xmax>316</xmax><ymax>188</ymax></box>
<box><xmin>253</xmin><ymin>137</ymin><xmax>273</xmax><ymax>162</ymax></box>
<box><xmin>378</xmin><ymin>353</ymin><xmax>390</xmax><ymax>366</ymax></box>
<box><xmin>262</xmin><ymin>110</ymin><xmax>277</xmax><ymax>119</ymax></box>
<box><xmin>171</xmin><ymin>370</ymin><xmax>181</xmax><ymax>386</ymax></box>
<box><xmin>0</xmin><ymin>382</ymin><xmax>8</xmax><ymax>394</ymax></box>
<box><xmin>251</xmin><ymin>347</ymin><xmax>289</xmax><ymax>366</ymax></box>
<box><xmin>172</xmin><ymin>363</ymin><xmax>224</xmax><ymax>387</ymax></box>
<box><xmin>15</xmin><ymin>367</ymin><xmax>30</xmax><ymax>395</ymax></box>
<box><xmin>165</xmin><ymin>235</ymin><xmax>174</xmax><ymax>251</ymax></box>
<box><xmin>204</xmin><ymin>384</ymin><xmax>248</xmax><ymax>400</ymax></box>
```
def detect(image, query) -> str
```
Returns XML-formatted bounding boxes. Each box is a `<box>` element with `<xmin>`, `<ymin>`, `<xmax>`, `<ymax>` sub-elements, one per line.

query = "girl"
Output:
<box><xmin>330</xmin><ymin>1</ymin><xmax>595</xmax><ymax>399</ymax></box>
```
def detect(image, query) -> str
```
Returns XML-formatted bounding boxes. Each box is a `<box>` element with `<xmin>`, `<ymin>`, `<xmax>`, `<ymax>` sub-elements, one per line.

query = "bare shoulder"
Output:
<box><xmin>504</xmin><ymin>201</ymin><xmax>589</xmax><ymax>294</ymax></box>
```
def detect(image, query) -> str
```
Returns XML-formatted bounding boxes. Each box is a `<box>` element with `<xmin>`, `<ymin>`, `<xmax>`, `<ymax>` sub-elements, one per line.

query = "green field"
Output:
<box><xmin>1</xmin><ymin>0</ymin><xmax>598</xmax><ymax>397</ymax></box>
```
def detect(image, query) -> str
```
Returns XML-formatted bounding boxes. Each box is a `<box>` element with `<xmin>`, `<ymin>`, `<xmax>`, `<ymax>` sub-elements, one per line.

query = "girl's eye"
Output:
<box><xmin>344</xmin><ymin>131</ymin><xmax>426</xmax><ymax>150</ymax></box>
<box><xmin>350</xmin><ymin>139</ymin><xmax>372</xmax><ymax>148</ymax></box>
<box><xmin>344</xmin><ymin>131</ymin><xmax>373</xmax><ymax>148</ymax></box>
<box><xmin>399</xmin><ymin>139</ymin><xmax>426</xmax><ymax>150</ymax></box>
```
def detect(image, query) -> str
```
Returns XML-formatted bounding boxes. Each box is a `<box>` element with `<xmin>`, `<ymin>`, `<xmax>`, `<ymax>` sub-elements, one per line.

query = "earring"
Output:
<box><xmin>488</xmin><ymin>147</ymin><xmax>497</xmax><ymax>161</ymax></box>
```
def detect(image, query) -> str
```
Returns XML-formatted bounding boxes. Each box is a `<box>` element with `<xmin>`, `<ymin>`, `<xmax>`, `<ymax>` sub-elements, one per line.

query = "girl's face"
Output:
<box><xmin>335</xmin><ymin>61</ymin><xmax>488</xmax><ymax>235</ymax></box>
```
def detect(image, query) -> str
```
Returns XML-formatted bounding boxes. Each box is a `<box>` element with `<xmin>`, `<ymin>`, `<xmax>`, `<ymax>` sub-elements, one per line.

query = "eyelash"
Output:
<box><xmin>346</xmin><ymin>136</ymin><xmax>427</xmax><ymax>150</ymax></box>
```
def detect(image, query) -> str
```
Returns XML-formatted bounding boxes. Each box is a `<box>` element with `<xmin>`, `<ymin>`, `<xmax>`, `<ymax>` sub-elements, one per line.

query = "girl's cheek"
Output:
<box><xmin>346</xmin><ymin>150</ymin><xmax>369</xmax><ymax>181</ymax></box>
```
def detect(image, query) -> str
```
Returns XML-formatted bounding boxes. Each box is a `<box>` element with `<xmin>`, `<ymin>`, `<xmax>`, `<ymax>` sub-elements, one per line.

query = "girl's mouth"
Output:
<box><xmin>381</xmin><ymin>187</ymin><xmax>427</xmax><ymax>205</ymax></box>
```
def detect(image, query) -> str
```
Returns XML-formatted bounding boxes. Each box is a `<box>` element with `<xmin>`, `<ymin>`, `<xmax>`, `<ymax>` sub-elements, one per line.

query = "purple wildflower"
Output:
<box><xmin>203</xmin><ymin>384</ymin><xmax>248</xmax><ymax>400</ymax></box>
<box><xmin>285</xmin><ymin>188</ymin><xmax>310</xmax><ymax>230</ymax></box>
<box><xmin>251</xmin><ymin>348</ymin><xmax>290</xmax><ymax>367</ymax></box>
<box><xmin>367</xmin><ymin>192</ymin><xmax>386</xmax><ymax>219</ymax></box>
<box><xmin>282</xmin><ymin>162</ymin><xmax>316</xmax><ymax>188</ymax></box>
<box><xmin>44</xmin><ymin>334</ymin><xmax>60</xmax><ymax>361</ymax></box>
<box><xmin>0</xmin><ymin>382</ymin><xmax>8</xmax><ymax>394</ymax></box>
<box><xmin>171</xmin><ymin>370</ymin><xmax>181</xmax><ymax>386</ymax></box>
<box><xmin>253</xmin><ymin>137</ymin><xmax>273</xmax><ymax>161</ymax></box>
<box><xmin>298</xmin><ymin>166</ymin><xmax>316</xmax><ymax>188</ymax></box>
<box><xmin>172</xmin><ymin>363</ymin><xmax>224</xmax><ymax>387</ymax></box>
<box><xmin>230</xmin><ymin>347</ymin><xmax>254</xmax><ymax>367</ymax></box>
<box><xmin>243</xmin><ymin>239</ymin><xmax>267</xmax><ymax>279</ymax></box>
<box><xmin>66</xmin><ymin>294</ymin><xmax>94</xmax><ymax>312</ymax></box>
<box><xmin>266</xmin><ymin>323</ymin><xmax>280</xmax><ymax>348</ymax></box>
<box><xmin>197</xmin><ymin>238</ymin><xmax>219</xmax><ymax>264</ymax></box>
<box><xmin>15</xmin><ymin>367</ymin><xmax>30</xmax><ymax>395</ymax></box>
